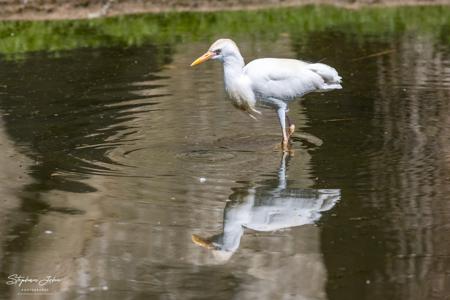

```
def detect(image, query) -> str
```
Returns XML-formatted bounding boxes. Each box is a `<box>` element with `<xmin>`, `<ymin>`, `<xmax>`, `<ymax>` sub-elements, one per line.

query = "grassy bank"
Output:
<box><xmin>0</xmin><ymin>5</ymin><xmax>449</xmax><ymax>58</ymax></box>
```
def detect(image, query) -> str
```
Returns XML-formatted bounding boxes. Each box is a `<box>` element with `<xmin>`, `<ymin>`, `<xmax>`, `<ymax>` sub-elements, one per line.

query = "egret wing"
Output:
<box><xmin>244</xmin><ymin>58</ymin><xmax>341</xmax><ymax>100</ymax></box>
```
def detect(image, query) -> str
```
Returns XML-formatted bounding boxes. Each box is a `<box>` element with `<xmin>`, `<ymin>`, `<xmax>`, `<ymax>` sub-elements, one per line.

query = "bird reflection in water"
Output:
<box><xmin>192</xmin><ymin>153</ymin><xmax>340</xmax><ymax>262</ymax></box>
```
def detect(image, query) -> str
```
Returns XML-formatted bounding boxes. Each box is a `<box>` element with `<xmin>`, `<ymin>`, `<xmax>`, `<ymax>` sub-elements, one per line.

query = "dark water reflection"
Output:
<box><xmin>0</xmin><ymin>27</ymin><xmax>449</xmax><ymax>300</ymax></box>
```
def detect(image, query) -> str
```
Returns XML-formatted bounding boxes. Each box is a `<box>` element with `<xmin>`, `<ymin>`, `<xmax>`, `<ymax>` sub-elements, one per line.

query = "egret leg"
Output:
<box><xmin>266</xmin><ymin>97</ymin><xmax>291</xmax><ymax>151</ymax></box>
<box><xmin>285</xmin><ymin>114</ymin><xmax>296</xmax><ymax>138</ymax></box>
<box><xmin>277</xmin><ymin>107</ymin><xmax>289</xmax><ymax>151</ymax></box>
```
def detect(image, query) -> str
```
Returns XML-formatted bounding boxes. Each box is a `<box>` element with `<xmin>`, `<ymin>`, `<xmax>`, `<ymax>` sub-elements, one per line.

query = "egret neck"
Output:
<box><xmin>221</xmin><ymin>51</ymin><xmax>259</xmax><ymax>117</ymax></box>
<box><xmin>222</xmin><ymin>52</ymin><xmax>245</xmax><ymax>90</ymax></box>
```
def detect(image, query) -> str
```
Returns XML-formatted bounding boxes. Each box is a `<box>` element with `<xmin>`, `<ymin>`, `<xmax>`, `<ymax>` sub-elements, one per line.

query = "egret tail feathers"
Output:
<box><xmin>321</xmin><ymin>83</ymin><xmax>342</xmax><ymax>90</ymax></box>
<box><xmin>307</xmin><ymin>63</ymin><xmax>342</xmax><ymax>84</ymax></box>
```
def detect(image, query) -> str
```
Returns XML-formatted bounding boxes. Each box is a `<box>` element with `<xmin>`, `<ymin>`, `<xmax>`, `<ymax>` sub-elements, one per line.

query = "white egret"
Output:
<box><xmin>191</xmin><ymin>38</ymin><xmax>342</xmax><ymax>151</ymax></box>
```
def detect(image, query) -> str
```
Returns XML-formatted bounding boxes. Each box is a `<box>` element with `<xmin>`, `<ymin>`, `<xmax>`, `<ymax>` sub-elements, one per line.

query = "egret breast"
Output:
<box><xmin>225</xmin><ymin>75</ymin><xmax>257</xmax><ymax>113</ymax></box>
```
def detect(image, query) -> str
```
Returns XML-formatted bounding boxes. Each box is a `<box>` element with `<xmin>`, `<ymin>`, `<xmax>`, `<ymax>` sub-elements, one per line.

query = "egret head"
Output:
<box><xmin>190</xmin><ymin>39</ymin><xmax>241</xmax><ymax>66</ymax></box>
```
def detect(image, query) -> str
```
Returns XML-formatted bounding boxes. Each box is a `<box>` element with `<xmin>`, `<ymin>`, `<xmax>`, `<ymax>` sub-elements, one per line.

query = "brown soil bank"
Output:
<box><xmin>1</xmin><ymin>0</ymin><xmax>449</xmax><ymax>20</ymax></box>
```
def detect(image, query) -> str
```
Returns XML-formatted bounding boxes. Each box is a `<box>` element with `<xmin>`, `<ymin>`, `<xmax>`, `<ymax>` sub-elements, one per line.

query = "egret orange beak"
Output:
<box><xmin>190</xmin><ymin>51</ymin><xmax>214</xmax><ymax>67</ymax></box>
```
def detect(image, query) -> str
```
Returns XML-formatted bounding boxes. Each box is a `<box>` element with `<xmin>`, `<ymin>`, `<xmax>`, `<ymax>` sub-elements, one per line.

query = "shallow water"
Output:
<box><xmin>0</xmin><ymin>12</ymin><xmax>449</xmax><ymax>300</ymax></box>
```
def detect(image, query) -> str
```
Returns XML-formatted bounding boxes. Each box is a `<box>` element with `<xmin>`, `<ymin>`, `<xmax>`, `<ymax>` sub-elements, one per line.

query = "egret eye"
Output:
<box><xmin>214</xmin><ymin>49</ymin><xmax>221</xmax><ymax>55</ymax></box>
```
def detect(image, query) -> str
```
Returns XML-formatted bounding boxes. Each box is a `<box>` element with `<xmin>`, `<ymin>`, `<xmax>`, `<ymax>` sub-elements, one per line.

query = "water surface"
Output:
<box><xmin>0</xmin><ymin>7</ymin><xmax>449</xmax><ymax>300</ymax></box>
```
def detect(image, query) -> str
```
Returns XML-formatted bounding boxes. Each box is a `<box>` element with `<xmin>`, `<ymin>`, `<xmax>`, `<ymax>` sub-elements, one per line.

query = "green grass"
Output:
<box><xmin>0</xmin><ymin>5</ymin><xmax>449</xmax><ymax>58</ymax></box>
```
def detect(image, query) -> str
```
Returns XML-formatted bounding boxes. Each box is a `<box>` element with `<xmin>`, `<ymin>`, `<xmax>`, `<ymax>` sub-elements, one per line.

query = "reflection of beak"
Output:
<box><xmin>190</xmin><ymin>51</ymin><xmax>214</xmax><ymax>67</ymax></box>
<box><xmin>191</xmin><ymin>234</ymin><xmax>216</xmax><ymax>249</ymax></box>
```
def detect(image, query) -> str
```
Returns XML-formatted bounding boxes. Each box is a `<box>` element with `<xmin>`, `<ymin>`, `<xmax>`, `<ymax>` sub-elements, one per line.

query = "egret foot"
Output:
<box><xmin>274</xmin><ymin>141</ymin><xmax>294</xmax><ymax>154</ymax></box>
<box><xmin>288</xmin><ymin>124</ymin><xmax>296</xmax><ymax>138</ymax></box>
<box><xmin>281</xmin><ymin>139</ymin><xmax>291</xmax><ymax>152</ymax></box>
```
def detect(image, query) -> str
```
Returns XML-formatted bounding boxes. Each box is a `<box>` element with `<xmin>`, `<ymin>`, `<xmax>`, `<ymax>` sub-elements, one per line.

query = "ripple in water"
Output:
<box><xmin>0</xmin><ymin>46</ymin><xmax>171</xmax><ymax>186</ymax></box>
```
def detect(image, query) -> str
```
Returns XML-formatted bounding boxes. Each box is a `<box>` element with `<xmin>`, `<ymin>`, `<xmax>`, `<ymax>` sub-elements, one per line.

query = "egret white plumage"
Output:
<box><xmin>191</xmin><ymin>38</ymin><xmax>342</xmax><ymax>151</ymax></box>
